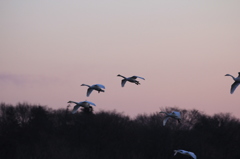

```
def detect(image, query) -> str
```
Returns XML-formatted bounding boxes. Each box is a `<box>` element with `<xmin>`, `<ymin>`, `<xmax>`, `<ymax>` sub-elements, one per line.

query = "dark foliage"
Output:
<box><xmin>0</xmin><ymin>103</ymin><xmax>239</xmax><ymax>159</ymax></box>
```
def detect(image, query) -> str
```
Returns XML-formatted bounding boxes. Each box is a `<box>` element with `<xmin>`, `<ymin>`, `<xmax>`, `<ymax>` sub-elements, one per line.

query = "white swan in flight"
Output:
<box><xmin>174</xmin><ymin>150</ymin><xmax>197</xmax><ymax>159</ymax></box>
<box><xmin>225</xmin><ymin>72</ymin><xmax>240</xmax><ymax>94</ymax></box>
<box><xmin>81</xmin><ymin>84</ymin><xmax>105</xmax><ymax>97</ymax></box>
<box><xmin>67</xmin><ymin>101</ymin><xmax>96</xmax><ymax>114</ymax></box>
<box><xmin>160</xmin><ymin>111</ymin><xmax>181</xmax><ymax>126</ymax></box>
<box><xmin>117</xmin><ymin>74</ymin><xmax>145</xmax><ymax>87</ymax></box>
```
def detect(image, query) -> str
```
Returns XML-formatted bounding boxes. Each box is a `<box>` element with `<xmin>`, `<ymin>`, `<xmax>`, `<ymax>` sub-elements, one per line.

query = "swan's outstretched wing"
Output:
<box><xmin>231</xmin><ymin>82</ymin><xmax>239</xmax><ymax>94</ymax></box>
<box><xmin>121</xmin><ymin>79</ymin><xmax>127</xmax><ymax>87</ymax></box>
<box><xmin>131</xmin><ymin>76</ymin><xmax>145</xmax><ymax>80</ymax></box>
<box><xmin>131</xmin><ymin>76</ymin><xmax>138</xmax><ymax>79</ymax></box>
<box><xmin>163</xmin><ymin>116</ymin><xmax>170</xmax><ymax>126</ymax></box>
<box><xmin>87</xmin><ymin>88</ymin><xmax>93</xmax><ymax>97</ymax></box>
<box><xmin>95</xmin><ymin>84</ymin><xmax>105</xmax><ymax>89</ymax></box>
<box><xmin>137</xmin><ymin>76</ymin><xmax>145</xmax><ymax>80</ymax></box>
<box><xmin>188</xmin><ymin>152</ymin><xmax>197</xmax><ymax>159</ymax></box>
<box><xmin>72</xmin><ymin>105</ymin><xmax>81</xmax><ymax>114</ymax></box>
<box><xmin>173</xmin><ymin>111</ymin><xmax>181</xmax><ymax>118</ymax></box>
<box><xmin>85</xmin><ymin>101</ymin><xmax>96</xmax><ymax>106</ymax></box>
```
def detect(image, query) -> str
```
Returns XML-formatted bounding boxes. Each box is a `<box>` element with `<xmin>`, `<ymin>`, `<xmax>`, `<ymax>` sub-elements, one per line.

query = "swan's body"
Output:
<box><xmin>81</xmin><ymin>84</ymin><xmax>105</xmax><ymax>97</ymax></box>
<box><xmin>174</xmin><ymin>150</ymin><xmax>197</xmax><ymax>159</ymax></box>
<box><xmin>117</xmin><ymin>74</ymin><xmax>145</xmax><ymax>87</ymax></box>
<box><xmin>160</xmin><ymin>111</ymin><xmax>181</xmax><ymax>126</ymax></box>
<box><xmin>68</xmin><ymin>101</ymin><xmax>96</xmax><ymax>114</ymax></box>
<box><xmin>225</xmin><ymin>72</ymin><xmax>240</xmax><ymax>94</ymax></box>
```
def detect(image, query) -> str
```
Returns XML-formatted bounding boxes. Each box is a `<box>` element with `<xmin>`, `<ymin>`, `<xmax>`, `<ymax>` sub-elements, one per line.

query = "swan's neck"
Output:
<box><xmin>118</xmin><ymin>74</ymin><xmax>126</xmax><ymax>79</ymax></box>
<box><xmin>81</xmin><ymin>84</ymin><xmax>90</xmax><ymax>87</ymax></box>
<box><xmin>160</xmin><ymin>112</ymin><xmax>168</xmax><ymax>115</ymax></box>
<box><xmin>228</xmin><ymin>75</ymin><xmax>236</xmax><ymax>81</ymax></box>
<box><xmin>68</xmin><ymin>101</ymin><xmax>78</xmax><ymax>104</ymax></box>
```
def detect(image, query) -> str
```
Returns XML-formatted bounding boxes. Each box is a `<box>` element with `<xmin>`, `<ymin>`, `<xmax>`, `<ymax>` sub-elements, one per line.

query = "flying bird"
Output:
<box><xmin>160</xmin><ymin>111</ymin><xmax>181</xmax><ymax>126</ymax></box>
<box><xmin>67</xmin><ymin>101</ymin><xmax>96</xmax><ymax>114</ymax></box>
<box><xmin>225</xmin><ymin>72</ymin><xmax>240</xmax><ymax>94</ymax></box>
<box><xmin>81</xmin><ymin>84</ymin><xmax>105</xmax><ymax>97</ymax></box>
<box><xmin>117</xmin><ymin>74</ymin><xmax>145</xmax><ymax>87</ymax></box>
<box><xmin>174</xmin><ymin>150</ymin><xmax>197</xmax><ymax>159</ymax></box>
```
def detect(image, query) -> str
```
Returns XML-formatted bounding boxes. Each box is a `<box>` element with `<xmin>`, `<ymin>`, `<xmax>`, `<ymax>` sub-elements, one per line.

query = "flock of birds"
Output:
<box><xmin>67</xmin><ymin>74</ymin><xmax>146</xmax><ymax>114</ymax></box>
<box><xmin>67</xmin><ymin>72</ymin><xmax>240</xmax><ymax>159</ymax></box>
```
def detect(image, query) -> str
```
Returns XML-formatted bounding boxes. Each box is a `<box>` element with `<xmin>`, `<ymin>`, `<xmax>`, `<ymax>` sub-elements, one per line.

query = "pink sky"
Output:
<box><xmin>1</xmin><ymin>1</ymin><xmax>239</xmax><ymax>118</ymax></box>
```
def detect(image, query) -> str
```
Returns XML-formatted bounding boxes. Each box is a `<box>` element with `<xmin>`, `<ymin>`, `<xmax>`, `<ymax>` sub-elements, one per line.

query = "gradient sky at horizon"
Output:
<box><xmin>1</xmin><ymin>1</ymin><xmax>239</xmax><ymax>118</ymax></box>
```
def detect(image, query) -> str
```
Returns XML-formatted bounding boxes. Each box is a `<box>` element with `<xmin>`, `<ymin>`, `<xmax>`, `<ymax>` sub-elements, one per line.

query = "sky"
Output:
<box><xmin>1</xmin><ymin>0</ymin><xmax>239</xmax><ymax>118</ymax></box>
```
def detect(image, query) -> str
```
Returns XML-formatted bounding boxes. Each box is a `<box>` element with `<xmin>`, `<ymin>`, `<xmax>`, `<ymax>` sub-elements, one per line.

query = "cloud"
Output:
<box><xmin>0</xmin><ymin>73</ymin><xmax>27</xmax><ymax>85</ymax></box>
<box><xmin>0</xmin><ymin>73</ymin><xmax>61</xmax><ymax>86</ymax></box>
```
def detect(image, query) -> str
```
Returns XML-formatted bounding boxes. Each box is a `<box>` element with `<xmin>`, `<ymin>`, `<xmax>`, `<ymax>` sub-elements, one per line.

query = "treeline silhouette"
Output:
<box><xmin>0</xmin><ymin>103</ymin><xmax>239</xmax><ymax>159</ymax></box>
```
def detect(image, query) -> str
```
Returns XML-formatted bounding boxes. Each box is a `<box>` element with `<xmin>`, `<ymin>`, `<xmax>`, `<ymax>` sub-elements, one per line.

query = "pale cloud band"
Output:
<box><xmin>0</xmin><ymin>73</ymin><xmax>61</xmax><ymax>86</ymax></box>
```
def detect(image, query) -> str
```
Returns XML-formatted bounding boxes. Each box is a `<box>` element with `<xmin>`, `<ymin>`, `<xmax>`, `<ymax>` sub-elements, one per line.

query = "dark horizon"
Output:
<box><xmin>0</xmin><ymin>102</ymin><xmax>239</xmax><ymax>159</ymax></box>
